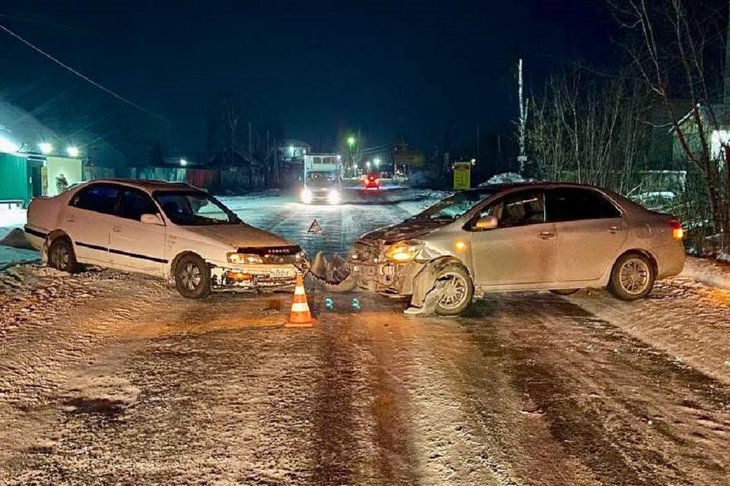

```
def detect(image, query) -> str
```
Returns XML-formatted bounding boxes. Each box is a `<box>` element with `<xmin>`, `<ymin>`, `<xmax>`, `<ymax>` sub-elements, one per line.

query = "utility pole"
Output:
<box><xmin>518</xmin><ymin>58</ymin><xmax>528</xmax><ymax>175</ymax></box>
<box><xmin>476</xmin><ymin>123</ymin><xmax>480</xmax><ymax>163</ymax></box>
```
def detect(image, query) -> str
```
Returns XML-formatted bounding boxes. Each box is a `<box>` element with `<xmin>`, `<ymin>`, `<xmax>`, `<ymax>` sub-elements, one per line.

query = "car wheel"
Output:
<box><xmin>175</xmin><ymin>254</ymin><xmax>212</xmax><ymax>299</ymax></box>
<box><xmin>434</xmin><ymin>264</ymin><xmax>474</xmax><ymax>316</ymax></box>
<box><xmin>609</xmin><ymin>252</ymin><xmax>655</xmax><ymax>301</ymax></box>
<box><xmin>48</xmin><ymin>237</ymin><xmax>80</xmax><ymax>273</ymax></box>
<box><xmin>550</xmin><ymin>289</ymin><xmax>580</xmax><ymax>296</ymax></box>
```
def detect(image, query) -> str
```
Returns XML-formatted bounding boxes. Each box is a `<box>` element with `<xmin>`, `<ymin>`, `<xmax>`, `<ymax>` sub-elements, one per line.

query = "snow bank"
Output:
<box><xmin>479</xmin><ymin>172</ymin><xmax>530</xmax><ymax>186</ymax></box>
<box><xmin>0</xmin><ymin>207</ymin><xmax>27</xmax><ymax>228</ymax></box>
<box><xmin>682</xmin><ymin>257</ymin><xmax>730</xmax><ymax>290</ymax></box>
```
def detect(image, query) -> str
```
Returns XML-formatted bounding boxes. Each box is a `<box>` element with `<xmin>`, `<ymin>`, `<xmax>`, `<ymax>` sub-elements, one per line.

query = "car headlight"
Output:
<box><xmin>227</xmin><ymin>253</ymin><xmax>264</xmax><ymax>264</ymax></box>
<box><xmin>301</xmin><ymin>188</ymin><xmax>313</xmax><ymax>203</ymax></box>
<box><xmin>328</xmin><ymin>189</ymin><xmax>341</xmax><ymax>204</ymax></box>
<box><xmin>384</xmin><ymin>240</ymin><xmax>423</xmax><ymax>263</ymax></box>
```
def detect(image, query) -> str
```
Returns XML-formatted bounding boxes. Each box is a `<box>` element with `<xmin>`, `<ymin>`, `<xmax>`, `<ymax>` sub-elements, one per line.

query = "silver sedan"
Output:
<box><xmin>348</xmin><ymin>183</ymin><xmax>686</xmax><ymax>316</ymax></box>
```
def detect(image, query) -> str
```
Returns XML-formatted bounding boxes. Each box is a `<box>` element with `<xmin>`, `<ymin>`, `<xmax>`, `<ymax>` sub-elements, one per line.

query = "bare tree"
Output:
<box><xmin>609</xmin><ymin>0</ymin><xmax>730</xmax><ymax>253</ymax></box>
<box><xmin>207</xmin><ymin>94</ymin><xmax>245</xmax><ymax>164</ymax></box>
<box><xmin>528</xmin><ymin>67</ymin><xmax>653</xmax><ymax>194</ymax></box>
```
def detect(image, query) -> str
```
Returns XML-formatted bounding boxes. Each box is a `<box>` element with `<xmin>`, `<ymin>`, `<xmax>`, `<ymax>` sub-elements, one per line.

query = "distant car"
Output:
<box><xmin>25</xmin><ymin>179</ymin><xmax>307</xmax><ymax>298</ymax></box>
<box><xmin>362</xmin><ymin>172</ymin><xmax>380</xmax><ymax>189</ymax></box>
<box><xmin>347</xmin><ymin>182</ymin><xmax>686</xmax><ymax>316</ymax></box>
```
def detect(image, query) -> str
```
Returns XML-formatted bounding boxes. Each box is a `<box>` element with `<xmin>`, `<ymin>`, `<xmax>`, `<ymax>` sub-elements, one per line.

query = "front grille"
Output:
<box><xmin>237</xmin><ymin>245</ymin><xmax>300</xmax><ymax>256</ymax></box>
<box><xmin>349</xmin><ymin>241</ymin><xmax>382</xmax><ymax>263</ymax></box>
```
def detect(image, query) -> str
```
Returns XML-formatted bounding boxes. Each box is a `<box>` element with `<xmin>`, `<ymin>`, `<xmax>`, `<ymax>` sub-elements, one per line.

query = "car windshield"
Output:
<box><xmin>306</xmin><ymin>171</ymin><xmax>338</xmax><ymax>187</ymax></box>
<box><xmin>154</xmin><ymin>191</ymin><xmax>241</xmax><ymax>226</ymax></box>
<box><xmin>412</xmin><ymin>190</ymin><xmax>494</xmax><ymax>221</ymax></box>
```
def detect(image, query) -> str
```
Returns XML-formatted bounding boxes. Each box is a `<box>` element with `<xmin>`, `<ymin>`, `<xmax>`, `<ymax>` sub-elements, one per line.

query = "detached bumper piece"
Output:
<box><xmin>211</xmin><ymin>266</ymin><xmax>297</xmax><ymax>292</ymax></box>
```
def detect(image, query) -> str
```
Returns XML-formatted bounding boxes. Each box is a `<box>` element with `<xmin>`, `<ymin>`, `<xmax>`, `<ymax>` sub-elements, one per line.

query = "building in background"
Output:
<box><xmin>0</xmin><ymin>101</ymin><xmax>86</xmax><ymax>204</ymax></box>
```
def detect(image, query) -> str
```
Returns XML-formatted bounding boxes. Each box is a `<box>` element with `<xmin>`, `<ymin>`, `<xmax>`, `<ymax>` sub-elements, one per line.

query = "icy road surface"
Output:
<box><xmin>1</xmin><ymin>189</ymin><xmax>729</xmax><ymax>484</ymax></box>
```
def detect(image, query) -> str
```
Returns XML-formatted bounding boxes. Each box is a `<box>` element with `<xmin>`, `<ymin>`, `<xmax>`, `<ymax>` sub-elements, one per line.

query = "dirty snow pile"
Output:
<box><xmin>479</xmin><ymin>172</ymin><xmax>531</xmax><ymax>186</ymax></box>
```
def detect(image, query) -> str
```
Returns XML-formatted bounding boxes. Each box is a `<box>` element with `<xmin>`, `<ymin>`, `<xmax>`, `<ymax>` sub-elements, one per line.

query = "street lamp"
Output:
<box><xmin>180</xmin><ymin>158</ymin><xmax>188</xmax><ymax>166</ymax></box>
<box><xmin>347</xmin><ymin>136</ymin><xmax>357</xmax><ymax>177</ymax></box>
<box><xmin>366</xmin><ymin>161</ymin><xmax>371</xmax><ymax>169</ymax></box>
<box><xmin>38</xmin><ymin>142</ymin><xmax>53</xmax><ymax>155</ymax></box>
<box><xmin>374</xmin><ymin>157</ymin><xmax>381</xmax><ymax>168</ymax></box>
<box><xmin>66</xmin><ymin>146</ymin><xmax>80</xmax><ymax>158</ymax></box>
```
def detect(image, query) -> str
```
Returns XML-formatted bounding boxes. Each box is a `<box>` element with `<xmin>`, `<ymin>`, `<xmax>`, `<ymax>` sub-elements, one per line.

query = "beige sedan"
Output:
<box><xmin>347</xmin><ymin>183</ymin><xmax>686</xmax><ymax>316</ymax></box>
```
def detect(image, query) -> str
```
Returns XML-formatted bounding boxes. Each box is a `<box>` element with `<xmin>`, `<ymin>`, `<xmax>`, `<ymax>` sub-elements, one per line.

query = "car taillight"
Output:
<box><xmin>669</xmin><ymin>219</ymin><xmax>684</xmax><ymax>239</ymax></box>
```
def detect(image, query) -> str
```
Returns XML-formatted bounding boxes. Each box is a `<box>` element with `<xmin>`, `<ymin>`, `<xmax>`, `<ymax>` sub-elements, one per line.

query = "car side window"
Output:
<box><xmin>118</xmin><ymin>190</ymin><xmax>159</xmax><ymax>221</ymax></box>
<box><xmin>547</xmin><ymin>188</ymin><xmax>621</xmax><ymax>222</ymax></box>
<box><xmin>474</xmin><ymin>190</ymin><xmax>546</xmax><ymax>228</ymax></box>
<box><xmin>69</xmin><ymin>184</ymin><xmax>119</xmax><ymax>215</ymax></box>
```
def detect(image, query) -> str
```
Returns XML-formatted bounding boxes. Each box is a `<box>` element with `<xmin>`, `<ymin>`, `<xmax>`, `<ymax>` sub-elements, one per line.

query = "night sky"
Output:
<box><xmin>0</xmin><ymin>0</ymin><xmax>615</xmax><ymax>153</ymax></box>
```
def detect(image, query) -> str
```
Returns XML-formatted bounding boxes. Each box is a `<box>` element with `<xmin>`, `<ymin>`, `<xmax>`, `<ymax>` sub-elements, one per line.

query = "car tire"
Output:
<box><xmin>174</xmin><ymin>254</ymin><xmax>212</xmax><ymax>299</ymax></box>
<box><xmin>550</xmin><ymin>289</ymin><xmax>580</xmax><ymax>296</ymax></box>
<box><xmin>434</xmin><ymin>264</ymin><xmax>474</xmax><ymax>316</ymax></box>
<box><xmin>47</xmin><ymin>237</ymin><xmax>80</xmax><ymax>273</ymax></box>
<box><xmin>608</xmin><ymin>252</ymin><xmax>655</xmax><ymax>301</ymax></box>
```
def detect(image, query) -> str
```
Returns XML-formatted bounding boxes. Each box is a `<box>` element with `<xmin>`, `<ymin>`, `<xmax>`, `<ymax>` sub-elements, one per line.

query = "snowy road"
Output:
<box><xmin>1</xmin><ymin>190</ymin><xmax>729</xmax><ymax>484</ymax></box>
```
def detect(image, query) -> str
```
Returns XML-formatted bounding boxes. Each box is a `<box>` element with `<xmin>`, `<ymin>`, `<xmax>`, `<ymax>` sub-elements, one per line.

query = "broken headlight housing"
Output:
<box><xmin>384</xmin><ymin>240</ymin><xmax>423</xmax><ymax>263</ymax></box>
<box><xmin>227</xmin><ymin>253</ymin><xmax>265</xmax><ymax>265</ymax></box>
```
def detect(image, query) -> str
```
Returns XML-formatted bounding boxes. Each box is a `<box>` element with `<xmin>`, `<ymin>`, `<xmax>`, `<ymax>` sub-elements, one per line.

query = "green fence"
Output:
<box><xmin>0</xmin><ymin>153</ymin><xmax>30</xmax><ymax>204</ymax></box>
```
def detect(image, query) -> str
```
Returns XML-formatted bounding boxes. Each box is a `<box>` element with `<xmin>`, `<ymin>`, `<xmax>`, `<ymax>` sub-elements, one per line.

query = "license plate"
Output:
<box><xmin>270</xmin><ymin>268</ymin><xmax>296</xmax><ymax>278</ymax></box>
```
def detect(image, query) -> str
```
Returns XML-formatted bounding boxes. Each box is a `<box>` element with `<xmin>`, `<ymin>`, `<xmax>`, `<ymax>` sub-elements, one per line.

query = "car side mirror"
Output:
<box><xmin>475</xmin><ymin>215</ymin><xmax>498</xmax><ymax>230</ymax></box>
<box><xmin>140</xmin><ymin>213</ymin><xmax>164</xmax><ymax>225</ymax></box>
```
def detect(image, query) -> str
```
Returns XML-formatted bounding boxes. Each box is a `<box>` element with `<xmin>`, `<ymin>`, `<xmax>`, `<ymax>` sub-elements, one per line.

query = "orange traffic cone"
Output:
<box><xmin>286</xmin><ymin>273</ymin><xmax>314</xmax><ymax>327</ymax></box>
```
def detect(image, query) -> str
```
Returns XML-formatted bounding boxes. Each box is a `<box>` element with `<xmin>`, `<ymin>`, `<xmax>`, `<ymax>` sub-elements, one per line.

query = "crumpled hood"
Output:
<box><xmin>181</xmin><ymin>224</ymin><xmax>294</xmax><ymax>249</ymax></box>
<box><xmin>360</xmin><ymin>219</ymin><xmax>445</xmax><ymax>244</ymax></box>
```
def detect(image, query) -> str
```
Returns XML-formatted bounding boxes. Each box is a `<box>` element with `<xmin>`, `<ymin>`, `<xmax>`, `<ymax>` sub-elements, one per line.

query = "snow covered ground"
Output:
<box><xmin>0</xmin><ymin>263</ymin><xmax>728</xmax><ymax>484</ymax></box>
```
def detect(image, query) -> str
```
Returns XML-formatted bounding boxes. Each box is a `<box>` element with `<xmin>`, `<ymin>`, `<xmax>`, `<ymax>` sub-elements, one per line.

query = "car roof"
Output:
<box><xmin>471</xmin><ymin>181</ymin><xmax>607</xmax><ymax>193</ymax></box>
<box><xmin>79</xmin><ymin>179</ymin><xmax>201</xmax><ymax>194</ymax></box>
<box><xmin>465</xmin><ymin>181</ymin><xmax>641</xmax><ymax>213</ymax></box>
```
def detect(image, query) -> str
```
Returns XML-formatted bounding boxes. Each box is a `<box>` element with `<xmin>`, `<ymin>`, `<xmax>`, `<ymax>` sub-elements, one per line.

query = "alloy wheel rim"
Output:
<box><xmin>181</xmin><ymin>263</ymin><xmax>202</xmax><ymax>291</ymax></box>
<box><xmin>51</xmin><ymin>246</ymin><xmax>69</xmax><ymax>270</ymax></box>
<box><xmin>439</xmin><ymin>272</ymin><xmax>468</xmax><ymax>309</ymax></box>
<box><xmin>619</xmin><ymin>258</ymin><xmax>650</xmax><ymax>295</ymax></box>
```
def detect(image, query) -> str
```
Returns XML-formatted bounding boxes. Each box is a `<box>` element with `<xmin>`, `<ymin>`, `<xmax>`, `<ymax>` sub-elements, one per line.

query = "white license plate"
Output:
<box><xmin>270</xmin><ymin>268</ymin><xmax>296</xmax><ymax>278</ymax></box>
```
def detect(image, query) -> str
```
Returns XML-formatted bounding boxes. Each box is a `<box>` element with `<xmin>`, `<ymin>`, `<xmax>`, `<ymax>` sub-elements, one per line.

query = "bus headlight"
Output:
<box><xmin>301</xmin><ymin>187</ymin><xmax>313</xmax><ymax>204</ymax></box>
<box><xmin>328</xmin><ymin>189</ymin><xmax>341</xmax><ymax>204</ymax></box>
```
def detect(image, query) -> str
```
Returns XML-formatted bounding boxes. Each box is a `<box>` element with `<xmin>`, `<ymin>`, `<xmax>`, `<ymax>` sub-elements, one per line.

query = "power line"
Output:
<box><xmin>0</xmin><ymin>22</ymin><xmax>165</xmax><ymax>120</ymax></box>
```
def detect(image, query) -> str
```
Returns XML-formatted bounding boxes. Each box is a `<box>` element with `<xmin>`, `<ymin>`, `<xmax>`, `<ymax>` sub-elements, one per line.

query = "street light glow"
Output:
<box><xmin>39</xmin><ymin>142</ymin><xmax>53</xmax><ymax>154</ymax></box>
<box><xmin>180</xmin><ymin>158</ymin><xmax>188</xmax><ymax>166</ymax></box>
<box><xmin>66</xmin><ymin>146</ymin><xmax>80</xmax><ymax>157</ymax></box>
<box><xmin>347</xmin><ymin>136</ymin><xmax>356</xmax><ymax>147</ymax></box>
<box><xmin>374</xmin><ymin>158</ymin><xmax>381</xmax><ymax>167</ymax></box>
<box><xmin>0</xmin><ymin>136</ymin><xmax>20</xmax><ymax>153</ymax></box>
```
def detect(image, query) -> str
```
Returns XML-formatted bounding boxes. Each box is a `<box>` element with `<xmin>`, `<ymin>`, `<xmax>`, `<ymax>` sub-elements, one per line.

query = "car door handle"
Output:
<box><xmin>609</xmin><ymin>226</ymin><xmax>624</xmax><ymax>234</ymax></box>
<box><xmin>538</xmin><ymin>231</ymin><xmax>555</xmax><ymax>240</ymax></box>
<box><xmin>112</xmin><ymin>226</ymin><xmax>122</xmax><ymax>233</ymax></box>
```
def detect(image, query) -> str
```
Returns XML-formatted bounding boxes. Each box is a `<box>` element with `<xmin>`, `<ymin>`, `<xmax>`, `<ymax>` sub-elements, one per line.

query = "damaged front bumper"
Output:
<box><xmin>210</xmin><ymin>263</ymin><xmax>305</xmax><ymax>292</ymax></box>
<box><xmin>346</xmin><ymin>241</ymin><xmax>424</xmax><ymax>297</ymax></box>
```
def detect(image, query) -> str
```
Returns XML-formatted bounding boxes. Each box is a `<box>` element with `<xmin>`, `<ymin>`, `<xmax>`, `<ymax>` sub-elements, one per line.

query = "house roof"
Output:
<box><xmin>673</xmin><ymin>103</ymin><xmax>730</xmax><ymax>132</ymax></box>
<box><xmin>279</xmin><ymin>139</ymin><xmax>312</xmax><ymax>149</ymax></box>
<box><xmin>0</xmin><ymin>99</ymin><xmax>57</xmax><ymax>151</ymax></box>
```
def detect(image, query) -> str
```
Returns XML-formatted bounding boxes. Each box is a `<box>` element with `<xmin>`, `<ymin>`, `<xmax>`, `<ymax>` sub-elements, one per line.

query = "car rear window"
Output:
<box><xmin>547</xmin><ymin>188</ymin><xmax>621</xmax><ymax>222</ymax></box>
<box><xmin>70</xmin><ymin>184</ymin><xmax>119</xmax><ymax>215</ymax></box>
